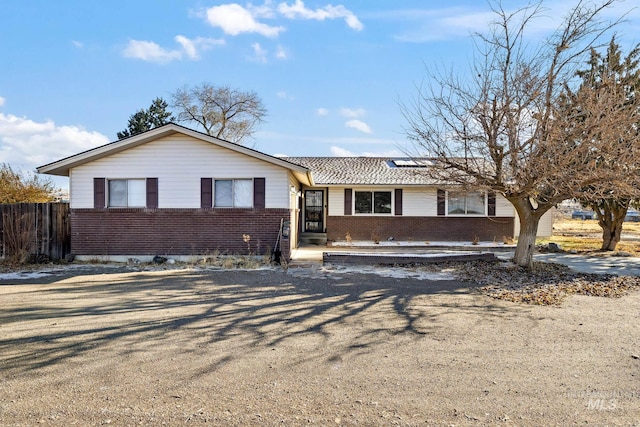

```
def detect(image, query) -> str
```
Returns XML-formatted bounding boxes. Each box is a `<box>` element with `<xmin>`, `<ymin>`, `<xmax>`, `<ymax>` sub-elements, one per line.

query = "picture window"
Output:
<box><xmin>354</xmin><ymin>191</ymin><xmax>392</xmax><ymax>214</ymax></box>
<box><xmin>447</xmin><ymin>191</ymin><xmax>485</xmax><ymax>215</ymax></box>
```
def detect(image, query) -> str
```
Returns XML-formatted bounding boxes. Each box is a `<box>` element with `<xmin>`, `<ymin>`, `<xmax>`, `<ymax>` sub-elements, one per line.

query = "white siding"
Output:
<box><xmin>71</xmin><ymin>135</ymin><xmax>291</xmax><ymax>209</ymax></box>
<box><xmin>499</xmin><ymin>196</ymin><xmax>557</xmax><ymax>238</ymax></box>
<box><xmin>328</xmin><ymin>187</ymin><xmax>514</xmax><ymax>218</ymax></box>
<box><xmin>495</xmin><ymin>195</ymin><xmax>513</xmax><ymax>216</ymax></box>
<box><xmin>288</xmin><ymin>173</ymin><xmax>301</xmax><ymax>250</ymax></box>
<box><xmin>403</xmin><ymin>188</ymin><xmax>438</xmax><ymax>216</ymax></box>
<box><xmin>327</xmin><ymin>185</ymin><xmax>558</xmax><ymax>238</ymax></box>
<box><xmin>328</xmin><ymin>187</ymin><xmax>345</xmax><ymax>216</ymax></box>
<box><xmin>513</xmin><ymin>208</ymin><xmax>555</xmax><ymax>238</ymax></box>
<box><xmin>537</xmin><ymin>209</ymin><xmax>554</xmax><ymax>237</ymax></box>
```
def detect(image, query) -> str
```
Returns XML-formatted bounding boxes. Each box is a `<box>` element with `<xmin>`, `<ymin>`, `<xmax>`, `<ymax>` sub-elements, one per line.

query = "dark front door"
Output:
<box><xmin>304</xmin><ymin>190</ymin><xmax>324</xmax><ymax>232</ymax></box>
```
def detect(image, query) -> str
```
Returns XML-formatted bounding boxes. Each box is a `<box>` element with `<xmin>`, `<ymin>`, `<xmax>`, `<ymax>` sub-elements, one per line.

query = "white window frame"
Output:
<box><xmin>353</xmin><ymin>189</ymin><xmax>393</xmax><ymax>215</ymax></box>
<box><xmin>446</xmin><ymin>190</ymin><xmax>487</xmax><ymax>216</ymax></box>
<box><xmin>214</xmin><ymin>179</ymin><xmax>254</xmax><ymax>208</ymax></box>
<box><xmin>107</xmin><ymin>179</ymin><xmax>146</xmax><ymax>208</ymax></box>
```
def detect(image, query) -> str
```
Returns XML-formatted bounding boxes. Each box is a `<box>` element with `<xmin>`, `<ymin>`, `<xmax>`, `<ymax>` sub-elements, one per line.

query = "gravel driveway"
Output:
<box><xmin>1</xmin><ymin>264</ymin><xmax>639</xmax><ymax>426</ymax></box>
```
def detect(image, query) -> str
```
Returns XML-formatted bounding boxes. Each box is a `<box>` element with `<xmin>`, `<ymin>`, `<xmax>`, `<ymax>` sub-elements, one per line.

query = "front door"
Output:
<box><xmin>304</xmin><ymin>190</ymin><xmax>324</xmax><ymax>232</ymax></box>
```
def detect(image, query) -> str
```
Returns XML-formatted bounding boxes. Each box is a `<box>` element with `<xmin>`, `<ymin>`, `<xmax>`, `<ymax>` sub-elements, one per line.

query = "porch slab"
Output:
<box><xmin>289</xmin><ymin>241</ymin><xmax>509</xmax><ymax>266</ymax></box>
<box><xmin>322</xmin><ymin>251</ymin><xmax>497</xmax><ymax>266</ymax></box>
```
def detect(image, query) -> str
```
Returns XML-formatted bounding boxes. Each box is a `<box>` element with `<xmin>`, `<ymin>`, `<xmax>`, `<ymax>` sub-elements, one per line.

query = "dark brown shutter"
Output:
<box><xmin>146</xmin><ymin>178</ymin><xmax>158</xmax><ymax>208</ymax></box>
<box><xmin>94</xmin><ymin>178</ymin><xmax>106</xmax><ymax>208</ymax></box>
<box><xmin>344</xmin><ymin>188</ymin><xmax>352</xmax><ymax>215</ymax></box>
<box><xmin>437</xmin><ymin>189</ymin><xmax>446</xmax><ymax>216</ymax></box>
<box><xmin>201</xmin><ymin>178</ymin><xmax>212</xmax><ymax>208</ymax></box>
<box><xmin>254</xmin><ymin>178</ymin><xmax>265</xmax><ymax>209</ymax></box>
<box><xmin>488</xmin><ymin>191</ymin><xmax>496</xmax><ymax>216</ymax></box>
<box><xmin>394</xmin><ymin>189</ymin><xmax>403</xmax><ymax>216</ymax></box>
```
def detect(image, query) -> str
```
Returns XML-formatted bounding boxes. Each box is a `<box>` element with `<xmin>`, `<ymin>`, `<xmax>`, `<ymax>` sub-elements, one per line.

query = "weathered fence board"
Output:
<box><xmin>0</xmin><ymin>203</ymin><xmax>71</xmax><ymax>261</ymax></box>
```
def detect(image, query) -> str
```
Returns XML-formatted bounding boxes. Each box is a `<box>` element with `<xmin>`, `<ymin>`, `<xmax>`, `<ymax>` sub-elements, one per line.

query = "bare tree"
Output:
<box><xmin>570</xmin><ymin>38</ymin><xmax>640</xmax><ymax>251</ymax></box>
<box><xmin>402</xmin><ymin>0</ymin><xmax>628</xmax><ymax>267</ymax></box>
<box><xmin>170</xmin><ymin>83</ymin><xmax>267</xmax><ymax>144</ymax></box>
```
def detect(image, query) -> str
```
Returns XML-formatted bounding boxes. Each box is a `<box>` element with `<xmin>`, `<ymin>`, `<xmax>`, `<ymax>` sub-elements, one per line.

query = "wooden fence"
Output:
<box><xmin>0</xmin><ymin>203</ymin><xmax>71</xmax><ymax>262</ymax></box>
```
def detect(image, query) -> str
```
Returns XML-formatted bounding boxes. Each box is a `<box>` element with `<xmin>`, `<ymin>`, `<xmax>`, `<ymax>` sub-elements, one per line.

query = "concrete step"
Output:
<box><xmin>300</xmin><ymin>233</ymin><xmax>327</xmax><ymax>245</ymax></box>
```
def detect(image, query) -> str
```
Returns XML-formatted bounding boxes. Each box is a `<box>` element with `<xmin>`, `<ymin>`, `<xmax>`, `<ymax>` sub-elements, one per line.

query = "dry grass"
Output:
<box><xmin>537</xmin><ymin>218</ymin><xmax>640</xmax><ymax>255</ymax></box>
<box><xmin>552</xmin><ymin>218</ymin><xmax>640</xmax><ymax>234</ymax></box>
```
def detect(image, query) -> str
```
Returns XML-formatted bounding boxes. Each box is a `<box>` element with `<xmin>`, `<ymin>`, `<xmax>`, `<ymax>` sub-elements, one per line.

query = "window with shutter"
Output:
<box><xmin>201</xmin><ymin>178</ymin><xmax>213</xmax><ymax>208</ymax></box>
<box><xmin>254</xmin><ymin>178</ymin><xmax>265</xmax><ymax>209</ymax></box>
<box><xmin>94</xmin><ymin>178</ymin><xmax>106</xmax><ymax>208</ymax></box>
<box><xmin>344</xmin><ymin>188</ymin><xmax>352</xmax><ymax>215</ymax></box>
<box><xmin>146</xmin><ymin>178</ymin><xmax>158</xmax><ymax>208</ymax></box>
<box><xmin>394</xmin><ymin>189</ymin><xmax>403</xmax><ymax>216</ymax></box>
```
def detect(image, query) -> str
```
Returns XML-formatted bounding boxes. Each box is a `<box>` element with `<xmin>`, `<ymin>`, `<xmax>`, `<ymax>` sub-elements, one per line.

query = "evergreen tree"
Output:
<box><xmin>574</xmin><ymin>38</ymin><xmax>640</xmax><ymax>250</ymax></box>
<box><xmin>117</xmin><ymin>97</ymin><xmax>174</xmax><ymax>139</ymax></box>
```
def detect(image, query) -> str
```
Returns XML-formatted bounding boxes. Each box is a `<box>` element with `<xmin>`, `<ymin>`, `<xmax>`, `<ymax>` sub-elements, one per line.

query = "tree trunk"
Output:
<box><xmin>595</xmin><ymin>202</ymin><xmax>628</xmax><ymax>251</ymax></box>
<box><xmin>510</xmin><ymin>197</ymin><xmax>547</xmax><ymax>268</ymax></box>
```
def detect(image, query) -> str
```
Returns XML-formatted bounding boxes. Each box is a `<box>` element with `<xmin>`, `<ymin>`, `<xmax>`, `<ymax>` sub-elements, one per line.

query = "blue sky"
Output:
<box><xmin>1</xmin><ymin>0</ymin><xmax>639</xmax><ymax>188</ymax></box>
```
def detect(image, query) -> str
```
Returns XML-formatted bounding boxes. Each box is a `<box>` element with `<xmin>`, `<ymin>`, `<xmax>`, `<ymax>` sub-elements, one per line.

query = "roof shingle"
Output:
<box><xmin>285</xmin><ymin>157</ymin><xmax>439</xmax><ymax>186</ymax></box>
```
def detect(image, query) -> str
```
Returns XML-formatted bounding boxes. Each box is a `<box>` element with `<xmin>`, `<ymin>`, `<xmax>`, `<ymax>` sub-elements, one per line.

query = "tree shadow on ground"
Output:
<box><xmin>0</xmin><ymin>267</ymin><xmax>533</xmax><ymax>375</ymax></box>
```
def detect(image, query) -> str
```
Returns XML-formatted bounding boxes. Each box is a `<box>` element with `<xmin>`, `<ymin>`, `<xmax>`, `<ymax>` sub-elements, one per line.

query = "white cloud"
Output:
<box><xmin>364</xmin><ymin>149</ymin><xmax>404</xmax><ymax>157</ymax></box>
<box><xmin>248</xmin><ymin>2</ymin><xmax>276</xmax><ymax>19</ymax></box>
<box><xmin>256</xmin><ymin>130</ymin><xmax>394</xmax><ymax>145</ymax></box>
<box><xmin>0</xmin><ymin>96</ymin><xmax>5</xmax><ymax>107</ymax></box>
<box><xmin>330</xmin><ymin>146</ymin><xmax>355</xmax><ymax>156</ymax></box>
<box><xmin>331</xmin><ymin>146</ymin><xmax>404</xmax><ymax>157</ymax></box>
<box><xmin>278</xmin><ymin>0</ymin><xmax>363</xmax><ymax>30</ymax></box>
<box><xmin>340</xmin><ymin>107</ymin><xmax>366</xmax><ymax>118</ymax></box>
<box><xmin>122</xmin><ymin>36</ymin><xmax>224</xmax><ymax>63</ymax></box>
<box><xmin>345</xmin><ymin>119</ymin><xmax>372</xmax><ymax>134</ymax></box>
<box><xmin>122</xmin><ymin>40</ymin><xmax>182</xmax><ymax>63</ymax></box>
<box><xmin>316</xmin><ymin>107</ymin><xmax>329</xmax><ymax>116</ymax></box>
<box><xmin>175</xmin><ymin>35</ymin><xmax>224</xmax><ymax>60</ymax></box>
<box><xmin>251</xmin><ymin>42</ymin><xmax>268</xmax><ymax>63</ymax></box>
<box><xmin>71</xmin><ymin>40</ymin><xmax>83</xmax><ymax>48</ymax></box>
<box><xmin>205</xmin><ymin>4</ymin><xmax>284</xmax><ymax>37</ymax></box>
<box><xmin>276</xmin><ymin>91</ymin><xmax>294</xmax><ymax>100</ymax></box>
<box><xmin>389</xmin><ymin>3</ymin><xmax>600</xmax><ymax>43</ymax></box>
<box><xmin>0</xmin><ymin>113</ymin><xmax>109</xmax><ymax>174</ymax></box>
<box><xmin>392</xmin><ymin>8</ymin><xmax>495</xmax><ymax>42</ymax></box>
<box><xmin>175</xmin><ymin>36</ymin><xmax>198</xmax><ymax>59</ymax></box>
<box><xmin>344</xmin><ymin>13</ymin><xmax>363</xmax><ymax>31</ymax></box>
<box><xmin>275</xmin><ymin>44</ymin><xmax>287</xmax><ymax>59</ymax></box>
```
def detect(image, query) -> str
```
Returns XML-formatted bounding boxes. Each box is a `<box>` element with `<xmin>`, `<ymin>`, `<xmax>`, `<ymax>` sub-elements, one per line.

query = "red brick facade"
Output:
<box><xmin>326</xmin><ymin>216</ymin><xmax>514</xmax><ymax>243</ymax></box>
<box><xmin>71</xmin><ymin>208</ymin><xmax>291</xmax><ymax>259</ymax></box>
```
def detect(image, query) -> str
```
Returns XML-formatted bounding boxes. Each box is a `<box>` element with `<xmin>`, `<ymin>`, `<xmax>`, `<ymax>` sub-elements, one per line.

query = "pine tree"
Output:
<box><xmin>575</xmin><ymin>38</ymin><xmax>640</xmax><ymax>250</ymax></box>
<box><xmin>117</xmin><ymin>97</ymin><xmax>174</xmax><ymax>139</ymax></box>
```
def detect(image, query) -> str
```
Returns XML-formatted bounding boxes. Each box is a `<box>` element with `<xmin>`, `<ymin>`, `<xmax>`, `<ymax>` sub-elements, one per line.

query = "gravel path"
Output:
<box><xmin>0</xmin><ymin>264</ymin><xmax>639</xmax><ymax>426</ymax></box>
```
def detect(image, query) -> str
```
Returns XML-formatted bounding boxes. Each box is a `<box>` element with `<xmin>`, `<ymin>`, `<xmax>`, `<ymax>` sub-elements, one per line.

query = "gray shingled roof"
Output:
<box><xmin>285</xmin><ymin>157</ymin><xmax>441</xmax><ymax>185</ymax></box>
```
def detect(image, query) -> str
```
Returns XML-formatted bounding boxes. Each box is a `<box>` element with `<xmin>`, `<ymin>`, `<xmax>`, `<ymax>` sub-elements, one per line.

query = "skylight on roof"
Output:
<box><xmin>390</xmin><ymin>159</ymin><xmax>433</xmax><ymax>168</ymax></box>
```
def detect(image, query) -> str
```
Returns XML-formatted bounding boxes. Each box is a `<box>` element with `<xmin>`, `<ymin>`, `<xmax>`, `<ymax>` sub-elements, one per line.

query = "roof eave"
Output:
<box><xmin>36</xmin><ymin>123</ymin><xmax>312</xmax><ymax>177</ymax></box>
<box><xmin>37</xmin><ymin>126</ymin><xmax>182</xmax><ymax>177</ymax></box>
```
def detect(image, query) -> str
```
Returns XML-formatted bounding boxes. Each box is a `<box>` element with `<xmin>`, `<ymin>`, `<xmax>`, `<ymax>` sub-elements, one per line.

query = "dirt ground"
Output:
<box><xmin>1</xmin><ymin>264</ymin><xmax>639</xmax><ymax>426</ymax></box>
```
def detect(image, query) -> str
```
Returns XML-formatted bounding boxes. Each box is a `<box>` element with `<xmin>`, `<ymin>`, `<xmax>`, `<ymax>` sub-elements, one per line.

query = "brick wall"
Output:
<box><xmin>71</xmin><ymin>208</ymin><xmax>291</xmax><ymax>259</ymax></box>
<box><xmin>327</xmin><ymin>216</ymin><xmax>514</xmax><ymax>243</ymax></box>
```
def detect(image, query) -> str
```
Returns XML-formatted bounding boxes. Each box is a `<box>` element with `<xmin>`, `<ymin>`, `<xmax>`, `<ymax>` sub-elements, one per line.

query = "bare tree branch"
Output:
<box><xmin>170</xmin><ymin>83</ymin><xmax>267</xmax><ymax>145</ymax></box>
<box><xmin>401</xmin><ymin>0</ymin><xmax>628</xmax><ymax>267</ymax></box>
